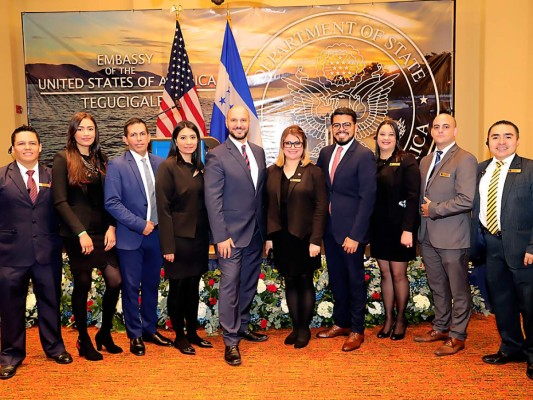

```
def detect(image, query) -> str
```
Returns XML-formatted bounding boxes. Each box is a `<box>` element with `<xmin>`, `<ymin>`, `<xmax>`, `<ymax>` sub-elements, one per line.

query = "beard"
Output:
<box><xmin>333</xmin><ymin>132</ymin><xmax>354</xmax><ymax>146</ymax></box>
<box><xmin>229</xmin><ymin>129</ymin><xmax>249</xmax><ymax>141</ymax></box>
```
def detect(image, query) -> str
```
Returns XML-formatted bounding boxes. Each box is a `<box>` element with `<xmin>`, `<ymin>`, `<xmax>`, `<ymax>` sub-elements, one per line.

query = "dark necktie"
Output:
<box><xmin>27</xmin><ymin>170</ymin><xmax>38</xmax><ymax>203</ymax></box>
<box><xmin>141</xmin><ymin>158</ymin><xmax>158</xmax><ymax>225</ymax></box>
<box><xmin>486</xmin><ymin>161</ymin><xmax>504</xmax><ymax>234</ymax></box>
<box><xmin>428</xmin><ymin>150</ymin><xmax>443</xmax><ymax>180</ymax></box>
<box><xmin>241</xmin><ymin>145</ymin><xmax>250</xmax><ymax>171</ymax></box>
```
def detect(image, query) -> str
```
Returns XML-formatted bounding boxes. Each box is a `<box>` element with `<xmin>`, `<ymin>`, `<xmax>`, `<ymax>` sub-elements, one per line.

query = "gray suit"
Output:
<box><xmin>419</xmin><ymin>144</ymin><xmax>477</xmax><ymax>340</ymax></box>
<box><xmin>471</xmin><ymin>155</ymin><xmax>533</xmax><ymax>362</ymax></box>
<box><xmin>204</xmin><ymin>140</ymin><xmax>266</xmax><ymax>345</ymax></box>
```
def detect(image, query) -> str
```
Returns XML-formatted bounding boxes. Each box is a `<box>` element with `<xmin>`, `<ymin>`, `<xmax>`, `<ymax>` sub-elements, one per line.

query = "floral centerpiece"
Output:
<box><xmin>25</xmin><ymin>255</ymin><xmax>489</xmax><ymax>334</ymax></box>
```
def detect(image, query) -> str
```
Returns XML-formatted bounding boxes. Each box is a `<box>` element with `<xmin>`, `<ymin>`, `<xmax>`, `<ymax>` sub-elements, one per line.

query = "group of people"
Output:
<box><xmin>0</xmin><ymin>106</ymin><xmax>531</xmax><ymax>381</ymax></box>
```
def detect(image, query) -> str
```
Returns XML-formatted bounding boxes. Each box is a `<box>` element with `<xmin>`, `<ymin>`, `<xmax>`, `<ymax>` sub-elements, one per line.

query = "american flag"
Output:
<box><xmin>156</xmin><ymin>20</ymin><xmax>206</xmax><ymax>137</ymax></box>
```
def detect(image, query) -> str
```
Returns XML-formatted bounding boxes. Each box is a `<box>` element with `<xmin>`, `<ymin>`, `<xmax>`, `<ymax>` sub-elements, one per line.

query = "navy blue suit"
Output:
<box><xmin>0</xmin><ymin>162</ymin><xmax>66</xmax><ymax>367</ymax></box>
<box><xmin>317</xmin><ymin>140</ymin><xmax>376</xmax><ymax>333</ymax></box>
<box><xmin>471</xmin><ymin>155</ymin><xmax>533</xmax><ymax>362</ymax></box>
<box><xmin>104</xmin><ymin>151</ymin><xmax>164</xmax><ymax>339</ymax></box>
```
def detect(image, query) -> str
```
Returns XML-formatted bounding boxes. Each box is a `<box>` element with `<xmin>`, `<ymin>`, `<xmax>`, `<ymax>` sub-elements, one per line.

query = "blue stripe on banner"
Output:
<box><xmin>210</xmin><ymin>103</ymin><xmax>228</xmax><ymax>143</ymax></box>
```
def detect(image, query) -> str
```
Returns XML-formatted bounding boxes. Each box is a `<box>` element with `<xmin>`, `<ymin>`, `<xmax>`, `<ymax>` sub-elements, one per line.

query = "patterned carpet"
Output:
<box><xmin>3</xmin><ymin>314</ymin><xmax>531</xmax><ymax>399</ymax></box>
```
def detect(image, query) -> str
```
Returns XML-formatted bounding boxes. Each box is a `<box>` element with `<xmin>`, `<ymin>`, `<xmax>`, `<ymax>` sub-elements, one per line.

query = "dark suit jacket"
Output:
<box><xmin>0</xmin><ymin>162</ymin><xmax>62</xmax><ymax>267</ymax></box>
<box><xmin>419</xmin><ymin>144</ymin><xmax>477</xmax><ymax>249</ymax></box>
<box><xmin>104</xmin><ymin>151</ymin><xmax>164</xmax><ymax>250</ymax></box>
<box><xmin>471</xmin><ymin>155</ymin><xmax>533</xmax><ymax>268</ymax></box>
<box><xmin>204</xmin><ymin>139</ymin><xmax>266</xmax><ymax>248</ymax></box>
<box><xmin>266</xmin><ymin>163</ymin><xmax>328</xmax><ymax>246</ymax></box>
<box><xmin>155</xmin><ymin>158</ymin><xmax>208</xmax><ymax>255</ymax></box>
<box><xmin>52</xmin><ymin>150</ymin><xmax>113</xmax><ymax>237</ymax></box>
<box><xmin>316</xmin><ymin>140</ymin><xmax>377</xmax><ymax>244</ymax></box>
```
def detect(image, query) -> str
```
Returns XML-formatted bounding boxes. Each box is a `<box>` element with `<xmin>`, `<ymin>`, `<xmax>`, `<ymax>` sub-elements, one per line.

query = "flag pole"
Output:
<box><xmin>226</xmin><ymin>1</ymin><xmax>231</xmax><ymax>28</ymax></box>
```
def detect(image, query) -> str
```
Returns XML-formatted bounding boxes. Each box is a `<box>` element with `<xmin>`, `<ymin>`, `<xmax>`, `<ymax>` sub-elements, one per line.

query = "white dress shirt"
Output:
<box><xmin>17</xmin><ymin>161</ymin><xmax>40</xmax><ymax>194</ymax></box>
<box><xmin>229</xmin><ymin>135</ymin><xmax>259</xmax><ymax>189</ymax></box>
<box><xmin>129</xmin><ymin>150</ymin><xmax>156</xmax><ymax>221</ymax></box>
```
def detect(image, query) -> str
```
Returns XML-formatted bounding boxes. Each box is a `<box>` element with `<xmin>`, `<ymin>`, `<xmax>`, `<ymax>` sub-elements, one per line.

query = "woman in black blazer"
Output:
<box><xmin>155</xmin><ymin>121</ymin><xmax>212</xmax><ymax>355</ymax></box>
<box><xmin>52</xmin><ymin>112</ymin><xmax>122</xmax><ymax>361</ymax></box>
<box><xmin>370</xmin><ymin>119</ymin><xmax>420</xmax><ymax>341</ymax></box>
<box><xmin>265</xmin><ymin>125</ymin><xmax>328</xmax><ymax>348</ymax></box>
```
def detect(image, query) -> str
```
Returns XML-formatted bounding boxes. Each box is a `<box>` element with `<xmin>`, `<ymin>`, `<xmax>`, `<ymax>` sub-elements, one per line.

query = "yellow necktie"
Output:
<box><xmin>486</xmin><ymin>161</ymin><xmax>504</xmax><ymax>234</ymax></box>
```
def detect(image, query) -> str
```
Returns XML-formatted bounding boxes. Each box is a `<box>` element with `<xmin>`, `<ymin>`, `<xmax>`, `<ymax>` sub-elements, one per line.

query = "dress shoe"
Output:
<box><xmin>239</xmin><ymin>330</ymin><xmax>268</xmax><ymax>342</ymax></box>
<box><xmin>0</xmin><ymin>365</ymin><xmax>17</xmax><ymax>380</ymax></box>
<box><xmin>527</xmin><ymin>363</ymin><xmax>533</xmax><ymax>380</ymax></box>
<box><xmin>224</xmin><ymin>345</ymin><xmax>242</xmax><ymax>366</ymax></box>
<box><xmin>482</xmin><ymin>351</ymin><xmax>527</xmax><ymax>365</ymax></box>
<box><xmin>174</xmin><ymin>337</ymin><xmax>195</xmax><ymax>355</ymax></box>
<box><xmin>142</xmin><ymin>332</ymin><xmax>173</xmax><ymax>347</ymax></box>
<box><xmin>77</xmin><ymin>339</ymin><xmax>103</xmax><ymax>361</ymax></box>
<box><xmin>434</xmin><ymin>337</ymin><xmax>465</xmax><ymax>356</ymax></box>
<box><xmin>51</xmin><ymin>351</ymin><xmax>74</xmax><ymax>364</ymax></box>
<box><xmin>342</xmin><ymin>332</ymin><xmax>365</xmax><ymax>352</ymax></box>
<box><xmin>130</xmin><ymin>337</ymin><xmax>146</xmax><ymax>356</ymax></box>
<box><xmin>413</xmin><ymin>329</ymin><xmax>449</xmax><ymax>343</ymax></box>
<box><xmin>316</xmin><ymin>325</ymin><xmax>351</xmax><ymax>339</ymax></box>
<box><xmin>294</xmin><ymin>328</ymin><xmax>311</xmax><ymax>349</ymax></box>
<box><xmin>284</xmin><ymin>330</ymin><xmax>298</xmax><ymax>345</ymax></box>
<box><xmin>187</xmin><ymin>334</ymin><xmax>213</xmax><ymax>348</ymax></box>
<box><xmin>95</xmin><ymin>330</ymin><xmax>123</xmax><ymax>354</ymax></box>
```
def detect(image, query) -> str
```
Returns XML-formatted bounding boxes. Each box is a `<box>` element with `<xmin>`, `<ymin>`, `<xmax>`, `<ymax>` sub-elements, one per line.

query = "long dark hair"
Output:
<box><xmin>374</xmin><ymin>118</ymin><xmax>404</xmax><ymax>162</ymax></box>
<box><xmin>167</xmin><ymin>121</ymin><xmax>204</xmax><ymax>171</ymax></box>
<box><xmin>65</xmin><ymin>112</ymin><xmax>107</xmax><ymax>186</ymax></box>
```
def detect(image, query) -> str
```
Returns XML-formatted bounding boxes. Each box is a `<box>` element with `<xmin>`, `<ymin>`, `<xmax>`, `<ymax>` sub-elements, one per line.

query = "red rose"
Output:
<box><xmin>371</xmin><ymin>292</ymin><xmax>380</xmax><ymax>300</ymax></box>
<box><xmin>259</xmin><ymin>273</ymin><xmax>265</xmax><ymax>280</ymax></box>
<box><xmin>365</xmin><ymin>274</ymin><xmax>370</xmax><ymax>282</ymax></box>
<box><xmin>209</xmin><ymin>297</ymin><xmax>217</xmax><ymax>305</ymax></box>
<box><xmin>165</xmin><ymin>319</ymin><xmax>173</xmax><ymax>329</ymax></box>
<box><xmin>209</xmin><ymin>278</ymin><xmax>215</xmax><ymax>287</ymax></box>
<box><xmin>267</xmin><ymin>284</ymin><xmax>277</xmax><ymax>293</ymax></box>
<box><xmin>86</xmin><ymin>300</ymin><xmax>94</xmax><ymax>310</ymax></box>
<box><xmin>70</xmin><ymin>315</ymin><xmax>75</xmax><ymax>322</ymax></box>
<box><xmin>260</xmin><ymin>319</ymin><xmax>268</xmax><ymax>329</ymax></box>
<box><xmin>160</xmin><ymin>268</ymin><xmax>165</xmax><ymax>277</ymax></box>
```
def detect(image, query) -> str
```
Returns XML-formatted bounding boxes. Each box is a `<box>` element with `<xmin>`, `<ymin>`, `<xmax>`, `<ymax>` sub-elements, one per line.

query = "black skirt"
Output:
<box><xmin>64</xmin><ymin>233</ymin><xmax>119</xmax><ymax>273</ymax></box>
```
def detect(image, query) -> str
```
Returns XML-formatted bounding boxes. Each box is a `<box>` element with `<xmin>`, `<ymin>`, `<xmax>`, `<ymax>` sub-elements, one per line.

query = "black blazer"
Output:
<box><xmin>372</xmin><ymin>151</ymin><xmax>421</xmax><ymax>234</ymax></box>
<box><xmin>52</xmin><ymin>150</ymin><xmax>114</xmax><ymax>238</ymax></box>
<box><xmin>0</xmin><ymin>162</ymin><xmax>62</xmax><ymax>267</ymax></box>
<box><xmin>266</xmin><ymin>163</ymin><xmax>328</xmax><ymax>246</ymax></box>
<box><xmin>155</xmin><ymin>158</ymin><xmax>209</xmax><ymax>255</ymax></box>
<box><xmin>471</xmin><ymin>155</ymin><xmax>533</xmax><ymax>268</ymax></box>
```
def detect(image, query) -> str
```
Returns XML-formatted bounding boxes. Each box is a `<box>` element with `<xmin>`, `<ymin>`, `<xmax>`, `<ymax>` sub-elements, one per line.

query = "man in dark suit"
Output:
<box><xmin>104</xmin><ymin>118</ymin><xmax>172</xmax><ymax>356</ymax></box>
<box><xmin>470</xmin><ymin>120</ymin><xmax>533</xmax><ymax>380</ymax></box>
<box><xmin>0</xmin><ymin>126</ymin><xmax>72</xmax><ymax>380</ymax></box>
<box><xmin>415</xmin><ymin>113</ymin><xmax>477</xmax><ymax>356</ymax></box>
<box><xmin>204</xmin><ymin>105</ymin><xmax>267</xmax><ymax>366</ymax></box>
<box><xmin>315</xmin><ymin>107</ymin><xmax>376</xmax><ymax>352</ymax></box>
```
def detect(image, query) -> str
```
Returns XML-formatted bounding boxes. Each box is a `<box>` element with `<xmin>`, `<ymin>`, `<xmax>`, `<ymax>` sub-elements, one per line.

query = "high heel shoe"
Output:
<box><xmin>391</xmin><ymin>319</ymin><xmax>408</xmax><ymax>341</ymax></box>
<box><xmin>77</xmin><ymin>338</ymin><xmax>103</xmax><ymax>361</ymax></box>
<box><xmin>284</xmin><ymin>330</ymin><xmax>298</xmax><ymax>345</ymax></box>
<box><xmin>95</xmin><ymin>330</ymin><xmax>123</xmax><ymax>354</ymax></box>
<box><xmin>294</xmin><ymin>328</ymin><xmax>311</xmax><ymax>349</ymax></box>
<box><xmin>376</xmin><ymin>322</ymin><xmax>395</xmax><ymax>339</ymax></box>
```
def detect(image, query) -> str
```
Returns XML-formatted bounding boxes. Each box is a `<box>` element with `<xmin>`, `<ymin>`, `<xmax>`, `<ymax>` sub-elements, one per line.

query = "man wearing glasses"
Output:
<box><xmin>316</xmin><ymin>107</ymin><xmax>377</xmax><ymax>352</ymax></box>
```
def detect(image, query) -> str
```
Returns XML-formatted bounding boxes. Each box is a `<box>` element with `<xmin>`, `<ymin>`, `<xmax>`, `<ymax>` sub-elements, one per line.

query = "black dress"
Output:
<box><xmin>272</xmin><ymin>173</ymin><xmax>321</xmax><ymax>276</ymax></box>
<box><xmin>53</xmin><ymin>153</ymin><xmax>118</xmax><ymax>272</ymax></box>
<box><xmin>370</xmin><ymin>153</ymin><xmax>420</xmax><ymax>262</ymax></box>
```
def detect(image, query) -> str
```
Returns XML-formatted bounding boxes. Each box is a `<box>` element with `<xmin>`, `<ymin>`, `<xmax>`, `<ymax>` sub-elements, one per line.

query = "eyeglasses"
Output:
<box><xmin>331</xmin><ymin>122</ymin><xmax>353</xmax><ymax>130</ymax></box>
<box><xmin>283</xmin><ymin>141</ymin><xmax>303</xmax><ymax>148</ymax></box>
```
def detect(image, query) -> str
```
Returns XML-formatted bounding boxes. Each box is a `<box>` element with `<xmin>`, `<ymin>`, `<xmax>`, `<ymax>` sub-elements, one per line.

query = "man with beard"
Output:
<box><xmin>315</xmin><ymin>107</ymin><xmax>377</xmax><ymax>352</ymax></box>
<box><xmin>204</xmin><ymin>106</ymin><xmax>267</xmax><ymax>366</ymax></box>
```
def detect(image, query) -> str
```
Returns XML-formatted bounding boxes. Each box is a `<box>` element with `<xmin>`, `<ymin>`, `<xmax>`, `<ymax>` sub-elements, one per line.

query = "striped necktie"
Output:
<box><xmin>486</xmin><ymin>161</ymin><xmax>504</xmax><ymax>234</ymax></box>
<box><xmin>27</xmin><ymin>170</ymin><xmax>38</xmax><ymax>203</ymax></box>
<box><xmin>241</xmin><ymin>145</ymin><xmax>250</xmax><ymax>171</ymax></box>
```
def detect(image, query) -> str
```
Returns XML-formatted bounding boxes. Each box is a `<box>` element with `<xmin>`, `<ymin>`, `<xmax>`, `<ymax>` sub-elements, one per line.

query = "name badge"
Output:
<box><xmin>290</xmin><ymin>178</ymin><xmax>301</xmax><ymax>182</ymax></box>
<box><xmin>389</xmin><ymin>162</ymin><xmax>400</xmax><ymax>167</ymax></box>
<box><xmin>508</xmin><ymin>169</ymin><xmax>521</xmax><ymax>173</ymax></box>
<box><xmin>439</xmin><ymin>172</ymin><xmax>451</xmax><ymax>178</ymax></box>
<box><xmin>39</xmin><ymin>182</ymin><xmax>51</xmax><ymax>188</ymax></box>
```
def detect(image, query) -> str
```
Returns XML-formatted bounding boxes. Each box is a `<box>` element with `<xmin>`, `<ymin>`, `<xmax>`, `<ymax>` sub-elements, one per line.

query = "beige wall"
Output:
<box><xmin>2</xmin><ymin>0</ymin><xmax>532</xmax><ymax>166</ymax></box>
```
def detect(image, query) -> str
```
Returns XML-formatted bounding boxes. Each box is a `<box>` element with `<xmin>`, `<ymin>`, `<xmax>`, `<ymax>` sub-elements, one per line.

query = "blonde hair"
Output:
<box><xmin>275</xmin><ymin>125</ymin><xmax>311</xmax><ymax>167</ymax></box>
